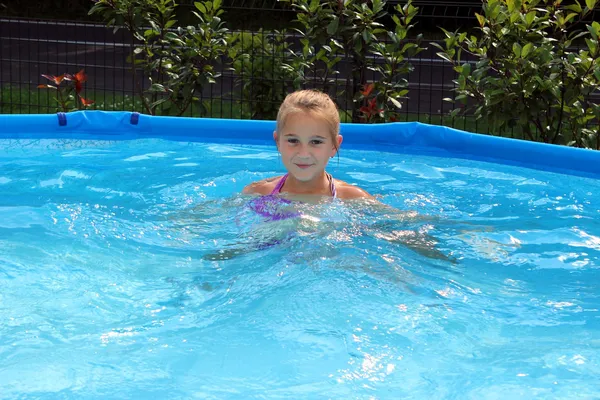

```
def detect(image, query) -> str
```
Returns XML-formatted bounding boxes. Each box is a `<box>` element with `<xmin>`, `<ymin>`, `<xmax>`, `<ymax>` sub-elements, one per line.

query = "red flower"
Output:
<box><xmin>73</xmin><ymin>69</ymin><xmax>87</xmax><ymax>83</ymax></box>
<box><xmin>368</xmin><ymin>97</ymin><xmax>377</xmax><ymax>109</ymax></box>
<box><xmin>361</xmin><ymin>83</ymin><xmax>374</xmax><ymax>97</ymax></box>
<box><xmin>64</xmin><ymin>69</ymin><xmax>88</xmax><ymax>94</ymax></box>
<box><xmin>41</xmin><ymin>74</ymin><xmax>66</xmax><ymax>85</ymax></box>
<box><xmin>359</xmin><ymin>97</ymin><xmax>384</xmax><ymax>122</ymax></box>
<box><xmin>79</xmin><ymin>96</ymin><xmax>95</xmax><ymax>107</ymax></box>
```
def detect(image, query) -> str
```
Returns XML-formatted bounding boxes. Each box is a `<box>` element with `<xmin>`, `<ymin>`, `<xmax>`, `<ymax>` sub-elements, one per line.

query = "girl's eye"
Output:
<box><xmin>310</xmin><ymin>140</ymin><xmax>323</xmax><ymax>145</ymax></box>
<box><xmin>287</xmin><ymin>138</ymin><xmax>299</xmax><ymax>144</ymax></box>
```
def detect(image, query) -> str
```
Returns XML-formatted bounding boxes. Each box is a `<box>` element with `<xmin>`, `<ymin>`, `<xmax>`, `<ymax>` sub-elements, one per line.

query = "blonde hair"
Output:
<box><xmin>276</xmin><ymin>89</ymin><xmax>340</xmax><ymax>149</ymax></box>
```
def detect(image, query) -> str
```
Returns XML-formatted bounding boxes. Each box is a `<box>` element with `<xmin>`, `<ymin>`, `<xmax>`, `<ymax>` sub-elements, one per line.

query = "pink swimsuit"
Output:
<box><xmin>270</xmin><ymin>173</ymin><xmax>337</xmax><ymax>197</ymax></box>
<box><xmin>247</xmin><ymin>173</ymin><xmax>337</xmax><ymax>221</ymax></box>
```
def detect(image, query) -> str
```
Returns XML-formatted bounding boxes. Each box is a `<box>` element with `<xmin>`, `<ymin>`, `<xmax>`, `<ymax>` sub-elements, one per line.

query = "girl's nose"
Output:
<box><xmin>297</xmin><ymin>145</ymin><xmax>310</xmax><ymax>158</ymax></box>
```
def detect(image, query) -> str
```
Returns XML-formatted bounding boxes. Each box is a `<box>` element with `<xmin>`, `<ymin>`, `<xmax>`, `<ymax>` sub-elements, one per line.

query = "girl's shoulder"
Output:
<box><xmin>242</xmin><ymin>176</ymin><xmax>283</xmax><ymax>195</ymax></box>
<box><xmin>333</xmin><ymin>178</ymin><xmax>375</xmax><ymax>200</ymax></box>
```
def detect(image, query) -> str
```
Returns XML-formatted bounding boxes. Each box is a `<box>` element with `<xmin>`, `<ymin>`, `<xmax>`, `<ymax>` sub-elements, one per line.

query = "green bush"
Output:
<box><xmin>358</xmin><ymin>2</ymin><xmax>424</xmax><ymax>123</ymax></box>
<box><xmin>229</xmin><ymin>29</ymin><xmax>295</xmax><ymax>120</ymax></box>
<box><xmin>434</xmin><ymin>0</ymin><xmax>600</xmax><ymax>149</ymax></box>
<box><xmin>89</xmin><ymin>0</ymin><xmax>230</xmax><ymax>116</ymax></box>
<box><xmin>281</xmin><ymin>0</ymin><xmax>424</xmax><ymax>123</ymax></box>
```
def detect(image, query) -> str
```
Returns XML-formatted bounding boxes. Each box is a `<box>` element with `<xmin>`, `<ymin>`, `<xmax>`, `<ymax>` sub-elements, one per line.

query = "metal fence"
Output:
<box><xmin>1</xmin><ymin>2</ymin><xmax>598</xmax><ymax>135</ymax></box>
<box><xmin>1</xmin><ymin>16</ymin><xmax>480</xmax><ymax>129</ymax></box>
<box><xmin>0</xmin><ymin>1</ymin><xmax>491</xmax><ymax>24</ymax></box>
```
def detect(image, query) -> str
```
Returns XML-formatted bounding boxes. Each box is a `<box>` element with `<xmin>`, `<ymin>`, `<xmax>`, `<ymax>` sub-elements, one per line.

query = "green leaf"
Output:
<box><xmin>461</xmin><ymin>62</ymin><xmax>471</xmax><ymax>76</ymax></box>
<box><xmin>164</xmin><ymin>31</ymin><xmax>179</xmax><ymax>40</ymax></box>
<box><xmin>316</xmin><ymin>48</ymin><xmax>326</xmax><ymax>60</ymax></box>
<box><xmin>569</xmin><ymin>31</ymin><xmax>589</xmax><ymax>41</ymax></box>
<box><xmin>512</xmin><ymin>42</ymin><xmax>522</xmax><ymax>57</ymax></box>
<box><xmin>330</xmin><ymin>39</ymin><xmax>343</xmax><ymax>49</ymax></box>
<box><xmin>194</xmin><ymin>2</ymin><xmax>206</xmax><ymax>13</ymax></box>
<box><xmin>144</xmin><ymin>29</ymin><xmax>157</xmax><ymax>38</ymax></box>
<box><xmin>565</xmin><ymin>2</ymin><xmax>583</xmax><ymax>12</ymax></box>
<box><xmin>436</xmin><ymin>52</ymin><xmax>453</xmax><ymax>63</ymax></box>
<box><xmin>475</xmin><ymin>13</ymin><xmax>485</xmax><ymax>27</ymax></box>
<box><xmin>593</xmin><ymin>21</ymin><xmax>600</xmax><ymax>37</ymax></box>
<box><xmin>449</xmin><ymin>109</ymin><xmax>461</xmax><ymax>118</ymax></box>
<box><xmin>214</xmin><ymin>0</ymin><xmax>222</xmax><ymax>10</ymax></box>
<box><xmin>507</xmin><ymin>0</ymin><xmax>516</xmax><ymax>12</ymax></box>
<box><xmin>354</xmin><ymin>38</ymin><xmax>363</xmax><ymax>53</ymax></box>
<box><xmin>585</xmin><ymin>0</ymin><xmax>597</xmax><ymax>11</ymax></box>
<box><xmin>525</xmin><ymin>11</ymin><xmax>536</xmax><ymax>25</ymax></box>
<box><xmin>149</xmin><ymin>98</ymin><xmax>168</xmax><ymax>109</ymax></box>
<box><xmin>521</xmin><ymin>42</ymin><xmax>534</xmax><ymax>57</ymax></box>
<box><xmin>588</xmin><ymin>23</ymin><xmax>599</xmax><ymax>40</ymax></box>
<box><xmin>327</xmin><ymin>17</ymin><xmax>339</xmax><ymax>35</ymax></box>
<box><xmin>149</xmin><ymin>83</ymin><xmax>166</xmax><ymax>92</ymax></box>
<box><xmin>389</xmin><ymin>97</ymin><xmax>403</xmax><ymax>109</ymax></box>
<box><xmin>586</xmin><ymin>38</ymin><xmax>598</xmax><ymax>53</ymax></box>
<box><xmin>362</xmin><ymin>30</ymin><xmax>371</xmax><ymax>43</ymax></box>
<box><xmin>565</xmin><ymin>13</ymin><xmax>578</xmax><ymax>23</ymax></box>
<box><xmin>430</xmin><ymin>42</ymin><xmax>444</xmax><ymax>51</ymax></box>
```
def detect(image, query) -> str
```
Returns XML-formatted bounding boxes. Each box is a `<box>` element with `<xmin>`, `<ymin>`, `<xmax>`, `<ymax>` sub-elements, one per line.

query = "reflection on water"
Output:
<box><xmin>0</xmin><ymin>138</ymin><xmax>599</xmax><ymax>399</ymax></box>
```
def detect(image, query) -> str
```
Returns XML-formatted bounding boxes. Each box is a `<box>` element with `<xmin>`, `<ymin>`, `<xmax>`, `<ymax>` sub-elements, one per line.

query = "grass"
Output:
<box><xmin>0</xmin><ymin>85</ymin><xmax>260</xmax><ymax>119</ymax></box>
<box><xmin>1</xmin><ymin>85</ymin><xmax>493</xmax><ymax>134</ymax></box>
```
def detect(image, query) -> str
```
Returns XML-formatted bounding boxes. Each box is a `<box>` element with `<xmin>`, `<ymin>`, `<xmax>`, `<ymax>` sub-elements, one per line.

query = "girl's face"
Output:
<box><xmin>274</xmin><ymin>111</ymin><xmax>342</xmax><ymax>182</ymax></box>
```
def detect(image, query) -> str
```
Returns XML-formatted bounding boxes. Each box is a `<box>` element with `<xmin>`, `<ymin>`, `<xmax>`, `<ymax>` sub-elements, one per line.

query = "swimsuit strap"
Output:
<box><xmin>271</xmin><ymin>172</ymin><xmax>337</xmax><ymax>197</ymax></box>
<box><xmin>327</xmin><ymin>173</ymin><xmax>337</xmax><ymax>198</ymax></box>
<box><xmin>270</xmin><ymin>173</ymin><xmax>289</xmax><ymax>195</ymax></box>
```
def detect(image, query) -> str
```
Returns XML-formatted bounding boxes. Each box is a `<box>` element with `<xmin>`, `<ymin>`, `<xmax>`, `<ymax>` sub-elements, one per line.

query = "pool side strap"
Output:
<box><xmin>57</xmin><ymin>112</ymin><xmax>67</xmax><ymax>126</ymax></box>
<box><xmin>130</xmin><ymin>112</ymin><xmax>140</xmax><ymax>125</ymax></box>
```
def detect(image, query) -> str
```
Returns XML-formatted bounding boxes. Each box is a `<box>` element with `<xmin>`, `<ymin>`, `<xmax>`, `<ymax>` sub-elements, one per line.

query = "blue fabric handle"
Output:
<box><xmin>57</xmin><ymin>112</ymin><xmax>67</xmax><ymax>126</ymax></box>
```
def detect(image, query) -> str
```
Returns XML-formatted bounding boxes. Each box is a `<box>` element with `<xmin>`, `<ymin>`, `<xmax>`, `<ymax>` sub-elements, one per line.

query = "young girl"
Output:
<box><xmin>217</xmin><ymin>89</ymin><xmax>452</xmax><ymax>262</ymax></box>
<box><xmin>242</xmin><ymin>89</ymin><xmax>373</xmax><ymax>201</ymax></box>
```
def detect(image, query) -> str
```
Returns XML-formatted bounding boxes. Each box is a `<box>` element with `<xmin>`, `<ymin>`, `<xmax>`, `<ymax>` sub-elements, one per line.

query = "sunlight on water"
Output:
<box><xmin>0</xmin><ymin>138</ymin><xmax>599</xmax><ymax>399</ymax></box>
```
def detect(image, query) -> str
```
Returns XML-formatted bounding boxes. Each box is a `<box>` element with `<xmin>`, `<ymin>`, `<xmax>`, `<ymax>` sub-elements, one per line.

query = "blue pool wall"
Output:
<box><xmin>1</xmin><ymin>110</ymin><xmax>599</xmax><ymax>179</ymax></box>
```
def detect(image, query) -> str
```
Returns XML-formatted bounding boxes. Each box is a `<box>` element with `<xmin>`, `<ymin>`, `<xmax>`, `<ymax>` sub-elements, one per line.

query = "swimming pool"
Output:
<box><xmin>1</xmin><ymin>111</ymin><xmax>599</xmax><ymax>399</ymax></box>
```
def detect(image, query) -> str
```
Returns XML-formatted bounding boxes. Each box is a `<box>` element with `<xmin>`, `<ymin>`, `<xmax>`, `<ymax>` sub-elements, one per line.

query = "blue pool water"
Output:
<box><xmin>1</xmin><ymin>137</ymin><xmax>599</xmax><ymax>399</ymax></box>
